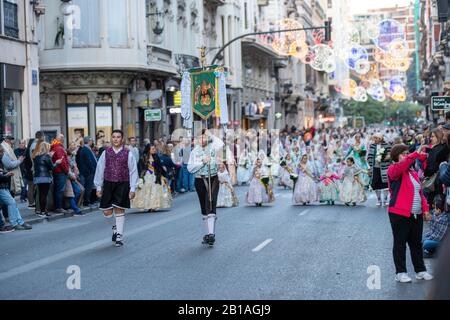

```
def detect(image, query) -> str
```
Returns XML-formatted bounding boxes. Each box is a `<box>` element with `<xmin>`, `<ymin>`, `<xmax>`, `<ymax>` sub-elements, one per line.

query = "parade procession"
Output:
<box><xmin>2</xmin><ymin>0</ymin><xmax>450</xmax><ymax>303</ymax></box>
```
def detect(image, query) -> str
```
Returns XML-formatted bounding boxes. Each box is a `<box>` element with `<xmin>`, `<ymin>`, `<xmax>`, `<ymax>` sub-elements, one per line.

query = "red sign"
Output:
<box><xmin>321</xmin><ymin>116</ymin><xmax>336</xmax><ymax>123</ymax></box>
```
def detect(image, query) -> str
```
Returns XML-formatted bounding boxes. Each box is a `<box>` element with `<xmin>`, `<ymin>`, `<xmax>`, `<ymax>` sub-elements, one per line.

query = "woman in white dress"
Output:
<box><xmin>293</xmin><ymin>154</ymin><xmax>319</xmax><ymax>205</ymax></box>
<box><xmin>339</xmin><ymin>157</ymin><xmax>367</xmax><ymax>206</ymax></box>
<box><xmin>237</xmin><ymin>150</ymin><xmax>251</xmax><ymax>185</ymax></box>
<box><xmin>131</xmin><ymin>145</ymin><xmax>172</xmax><ymax>212</ymax></box>
<box><xmin>279</xmin><ymin>153</ymin><xmax>295</xmax><ymax>189</ymax></box>
<box><xmin>217</xmin><ymin>163</ymin><xmax>239</xmax><ymax>208</ymax></box>
<box><xmin>246</xmin><ymin>158</ymin><xmax>275</xmax><ymax>206</ymax></box>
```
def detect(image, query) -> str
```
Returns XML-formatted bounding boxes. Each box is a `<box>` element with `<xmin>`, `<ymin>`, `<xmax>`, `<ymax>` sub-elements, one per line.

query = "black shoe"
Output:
<box><xmin>35</xmin><ymin>211</ymin><xmax>46</xmax><ymax>218</ymax></box>
<box><xmin>207</xmin><ymin>234</ymin><xmax>215</xmax><ymax>246</ymax></box>
<box><xmin>14</xmin><ymin>223</ymin><xmax>32</xmax><ymax>230</ymax></box>
<box><xmin>202</xmin><ymin>234</ymin><xmax>210</xmax><ymax>244</ymax></box>
<box><xmin>352</xmin><ymin>202</ymin><xmax>356</xmax><ymax>206</ymax></box>
<box><xmin>345</xmin><ymin>202</ymin><xmax>350</xmax><ymax>206</ymax></box>
<box><xmin>331</xmin><ymin>201</ymin><xmax>335</xmax><ymax>205</ymax></box>
<box><xmin>115</xmin><ymin>233</ymin><xmax>123</xmax><ymax>247</ymax></box>
<box><xmin>112</xmin><ymin>226</ymin><xmax>117</xmax><ymax>242</ymax></box>
<box><xmin>28</xmin><ymin>204</ymin><xmax>36</xmax><ymax>209</ymax></box>
<box><xmin>0</xmin><ymin>225</ymin><xmax>15</xmax><ymax>233</ymax></box>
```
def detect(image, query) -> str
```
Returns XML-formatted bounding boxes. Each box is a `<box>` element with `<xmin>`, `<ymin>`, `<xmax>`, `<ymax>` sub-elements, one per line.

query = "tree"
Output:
<box><xmin>342</xmin><ymin>97</ymin><xmax>424</xmax><ymax>126</ymax></box>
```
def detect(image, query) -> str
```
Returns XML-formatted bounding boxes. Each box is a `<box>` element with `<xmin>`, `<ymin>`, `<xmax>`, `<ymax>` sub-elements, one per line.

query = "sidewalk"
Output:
<box><xmin>15</xmin><ymin>200</ymin><xmax>98</xmax><ymax>225</ymax></box>
<box><xmin>13</xmin><ymin>190</ymin><xmax>192</xmax><ymax>225</ymax></box>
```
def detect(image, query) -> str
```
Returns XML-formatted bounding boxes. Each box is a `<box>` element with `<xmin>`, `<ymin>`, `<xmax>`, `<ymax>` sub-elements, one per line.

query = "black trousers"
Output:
<box><xmin>195</xmin><ymin>175</ymin><xmax>219</xmax><ymax>216</ymax></box>
<box><xmin>36</xmin><ymin>183</ymin><xmax>51</xmax><ymax>213</ymax></box>
<box><xmin>389</xmin><ymin>213</ymin><xmax>426</xmax><ymax>274</ymax></box>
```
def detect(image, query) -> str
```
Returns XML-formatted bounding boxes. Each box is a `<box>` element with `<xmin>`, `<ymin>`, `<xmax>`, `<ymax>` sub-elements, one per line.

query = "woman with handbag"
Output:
<box><xmin>423</xmin><ymin>128</ymin><xmax>449</xmax><ymax>206</ymax></box>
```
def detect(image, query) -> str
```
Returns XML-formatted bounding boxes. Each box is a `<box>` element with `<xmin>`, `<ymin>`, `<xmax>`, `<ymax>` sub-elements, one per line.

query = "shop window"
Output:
<box><xmin>3</xmin><ymin>90</ymin><xmax>22</xmax><ymax>139</ymax></box>
<box><xmin>95</xmin><ymin>105</ymin><xmax>112</xmax><ymax>149</ymax></box>
<box><xmin>67</xmin><ymin>106</ymin><xmax>89</xmax><ymax>145</ymax></box>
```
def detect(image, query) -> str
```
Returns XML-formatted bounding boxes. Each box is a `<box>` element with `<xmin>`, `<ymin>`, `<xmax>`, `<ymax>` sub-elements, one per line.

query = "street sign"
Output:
<box><xmin>431</xmin><ymin>96</ymin><xmax>450</xmax><ymax>111</ymax></box>
<box><xmin>144</xmin><ymin>109</ymin><xmax>161</xmax><ymax>122</ymax></box>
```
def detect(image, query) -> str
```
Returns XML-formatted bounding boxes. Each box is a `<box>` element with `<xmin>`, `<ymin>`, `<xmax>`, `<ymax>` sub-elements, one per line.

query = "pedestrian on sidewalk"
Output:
<box><xmin>94</xmin><ymin>130</ymin><xmax>139</xmax><ymax>247</ymax></box>
<box><xmin>76</xmin><ymin>137</ymin><xmax>98</xmax><ymax>208</ymax></box>
<box><xmin>32</xmin><ymin>142</ymin><xmax>62</xmax><ymax>217</ymax></box>
<box><xmin>0</xmin><ymin>145</ymin><xmax>32</xmax><ymax>231</ymax></box>
<box><xmin>23</xmin><ymin>131</ymin><xmax>45</xmax><ymax>210</ymax></box>
<box><xmin>188</xmin><ymin>129</ymin><xmax>223</xmax><ymax>247</ymax></box>
<box><xmin>423</xmin><ymin>195</ymin><xmax>448</xmax><ymax>258</ymax></box>
<box><xmin>387</xmin><ymin>144</ymin><xmax>433</xmax><ymax>283</ymax></box>
<box><xmin>51</xmin><ymin>134</ymin><xmax>71</xmax><ymax>214</ymax></box>
<box><xmin>67</xmin><ymin>142</ymin><xmax>85</xmax><ymax>210</ymax></box>
<box><xmin>14</xmin><ymin>139</ymin><xmax>28</xmax><ymax>202</ymax></box>
<box><xmin>1</xmin><ymin>136</ymin><xmax>25</xmax><ymax>220</ymax></box>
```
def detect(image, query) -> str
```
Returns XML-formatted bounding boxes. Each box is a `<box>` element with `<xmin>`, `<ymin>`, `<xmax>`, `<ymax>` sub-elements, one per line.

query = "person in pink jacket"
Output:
<box><xmin>387</xmin><ymin>144</ymin><xmax>433</xmax><ymax>283</ymax></box>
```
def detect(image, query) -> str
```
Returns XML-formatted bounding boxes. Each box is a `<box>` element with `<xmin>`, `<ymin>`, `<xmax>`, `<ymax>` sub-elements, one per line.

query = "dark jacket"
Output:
<box><xmin>143</xmin><ymin>153</ymin><xmax>163</xmax><ymax>184</ymax></box>
<box><xmin>425</xmin><ymin>143</ymin><xmax>449</xmax><ymax>177</ymax></box>
<box><xmin>14</xmin><ymin>147</ymin><xmax>27</xmax><ymax>177</ymax></box>
<box><xmin>33</xmin><ymin>154</ymin><xmax>54</xmax><ymax>179</ymax></box>
<box><xmin>76</xmin><ymin>145</ymin><xmax>97</xmax><ymax>177</ymax></box>
<box><xmin>23</xmin><ymin>138</ymin><xmax>35</xmax><ymax>180</ymax></box>
<box><xmin>159</xmin><ymin>154</ymin><xmax>176</xmax><ymax>179</ymax></box>
<box><xmin>439</xmin><ymin>162</ymin><xmax>450</xmax><ymax>186</ymax></box>
<box><xmin>0</xmin><ymin>157</ymin><xmax>11</xmax><ymax>190</ymax></box>
<box><xmin>367</xmin><ymin>142</ymin><xmax>392</xmax><ymax>183</ymax></box>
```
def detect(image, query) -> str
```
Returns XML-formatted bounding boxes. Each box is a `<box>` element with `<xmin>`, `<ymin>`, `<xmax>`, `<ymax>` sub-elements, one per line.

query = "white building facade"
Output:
<box><xmin>0</xmin><ymin>0</ymin><xmax>41</xmax><ymax>140</ymax></box>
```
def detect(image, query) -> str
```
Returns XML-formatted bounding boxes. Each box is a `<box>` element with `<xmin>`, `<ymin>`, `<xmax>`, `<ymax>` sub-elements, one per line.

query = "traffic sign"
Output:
<box><xmin>144</xmin><ymin>109</ymin><xmax>161</xmax><ymax>122</ymax></box>
<box><xmin>431</xmin><ymin>96</ymin><xmax>450</xmax><ymax>111</ymax></box>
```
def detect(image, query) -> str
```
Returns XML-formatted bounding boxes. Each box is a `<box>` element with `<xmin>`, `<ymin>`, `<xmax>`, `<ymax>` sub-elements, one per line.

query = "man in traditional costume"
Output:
<box><xmin>94</xmin><ymin>130</ymin><xmax>139</xmax><ymax>247</ymax></box>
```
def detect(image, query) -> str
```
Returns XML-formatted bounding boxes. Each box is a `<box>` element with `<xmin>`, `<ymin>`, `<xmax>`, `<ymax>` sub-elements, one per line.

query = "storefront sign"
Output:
<box><xmin>144</xmin><ymin>109</ymin><xmax>161</xmax><ymax>121</ymax></box>
<box><xmin>319</xmin><ymin>116</ymin><xmax>336</xmax><ymax>123</ymax></box>
<box><xmin>169</xmin><ymin>107</ymin><xmax>181</xmax><ymax>114</ymax></box>
<box><xmin>431</xmin><ymin>96</ymin><xmax>450</xmax><ymax>111</ymax></box>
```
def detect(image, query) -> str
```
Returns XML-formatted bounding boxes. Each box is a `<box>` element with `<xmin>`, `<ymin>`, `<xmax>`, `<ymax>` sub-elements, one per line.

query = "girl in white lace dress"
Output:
<box><xmin>246</xmin><ymin>158</ymin><xmax>275</xmax><ymax>206</ymax></box>
<box><xmin>339</xmin><ymin>157</ymin><xmax>367</xmax><ymax>206</ymax></box>
<box><xmin>217</xmin><ymin>164</ymin><xmax>239</xmax><ymax>208</ymax></box>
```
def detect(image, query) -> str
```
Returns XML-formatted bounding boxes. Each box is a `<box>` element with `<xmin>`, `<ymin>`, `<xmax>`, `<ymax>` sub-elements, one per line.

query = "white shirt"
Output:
<box><xmin>187</xmin><ymin>136</ymin><xmax>224</xmax><ymax>175</ymax></box>
<box><xmin>94</xmin><ymin>146</ymin><xmax>139</xmax><ymax>193</ymax></box>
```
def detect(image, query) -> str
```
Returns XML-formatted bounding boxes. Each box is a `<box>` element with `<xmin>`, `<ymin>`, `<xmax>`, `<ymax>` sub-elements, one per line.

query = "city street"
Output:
<box><xmin>0</xmin><ymin>185</ymin><xmax>433</xmax><ymax>300</ymax></box>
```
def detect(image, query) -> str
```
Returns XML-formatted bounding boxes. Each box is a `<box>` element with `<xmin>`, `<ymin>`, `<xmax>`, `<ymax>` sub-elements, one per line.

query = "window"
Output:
<box><xmin>3</xmin><ymin>90</ymin><xmax>22</xmax><ymax>139</ymax></box>
<box><xmin>73</xmin><ymin>0</ymin><xmax>100</xmax><ymax>47</ymax></box>
<box><xmin>108</xmin><ymin>0</ymin><xmax>128</xmax><ymax>47</ymax></box>
<box><xmin>3</xmin><ymin>0</ymin><xmax>19</xmax><ymax>38</ymax></box>
<box><xmin>67</xmin><ymin>106</ymin><xmax>89</xmax><ymax>144</ymax></box>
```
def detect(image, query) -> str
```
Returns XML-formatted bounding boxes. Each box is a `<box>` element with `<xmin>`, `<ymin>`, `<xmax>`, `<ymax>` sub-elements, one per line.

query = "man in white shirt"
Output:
<box><xmin>94</xmin><ymin>130</ymin><xmax>139</xmax><ymax>247</ymax></box>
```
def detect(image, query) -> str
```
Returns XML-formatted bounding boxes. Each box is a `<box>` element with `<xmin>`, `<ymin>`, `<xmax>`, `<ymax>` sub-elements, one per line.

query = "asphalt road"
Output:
<box><xmin>0</xmin><ymin>185</ymin><xmax>434</xmax><ymax>300</ymax></box>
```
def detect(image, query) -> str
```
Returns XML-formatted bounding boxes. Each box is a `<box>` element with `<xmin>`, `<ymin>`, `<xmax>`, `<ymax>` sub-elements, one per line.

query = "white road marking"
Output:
<box><xmin>252</xmin><ymin>239</ymin><xmax>273</xmax><ymax>252</ymax></box>
<box><xmin>0</xmin><ymin>209</ymin><xmax>197</xmax><ymax>282</ymax></box>
<box><xmin>299</xmin><ymin>209</ymin><xmax>310</xmax><ymax>216</ymax></box>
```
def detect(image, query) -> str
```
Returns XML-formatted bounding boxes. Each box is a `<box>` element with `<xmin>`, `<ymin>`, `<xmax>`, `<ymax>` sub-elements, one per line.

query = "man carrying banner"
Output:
<box><xmin>188</xmin><ymin>129</ymin><xmax>224</xmax><ymax>247</ymax></box>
